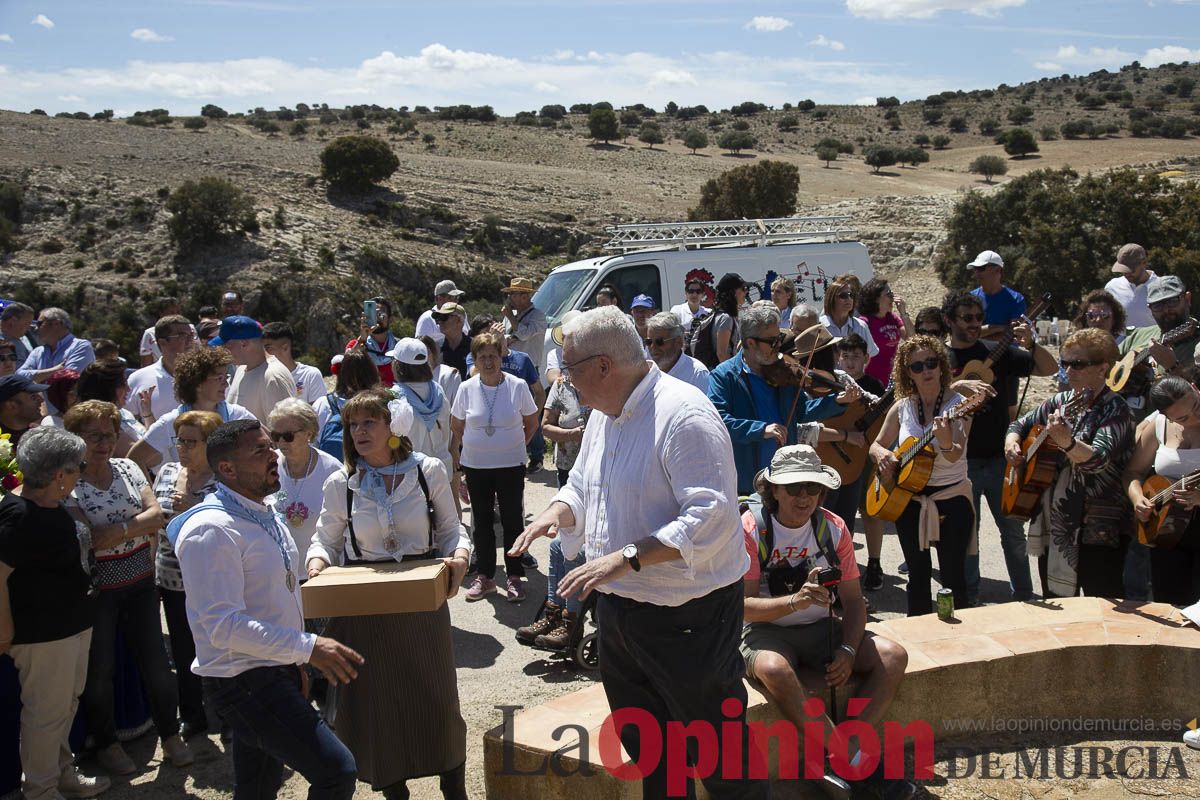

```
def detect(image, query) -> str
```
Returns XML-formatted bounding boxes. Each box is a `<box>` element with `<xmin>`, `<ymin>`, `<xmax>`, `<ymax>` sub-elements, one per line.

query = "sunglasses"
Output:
<box><xmin>0</xmin><ymin>353</ymin><xmax>17</xmax><ymax>362</ymax></box>
<box><xmin>780</xmin><ymin>482</ymin><xmax>825</xmax><ymax>497</ymax></box>
<box><xmin>643</xmin><ymin>336</ymin><xmax>677</xmax><ymax>347</ymax></box>
<box><xmin>269</xmin><ymin>430</ymin><xmax>301</xmax><ymax>443</ymax></box>
<box><xmin>1085</xmin><ymin>310</ymin><xmax>1112</xmax><ymax>321</ymax></box>
<box><xmin>747</xmin><ymin>334</ymin><xmax>785</xmax><ymax>350</ymax></box>
<box><xmin>1059</xmin><ymin>358</ymin><xmax>1104</xmax><ymax>370</ymax></box>
<box><xmin>686</xmin><ymin>287</ymin><xmax>704</xmax><ymax>295</ymax></box>
<box><xmin>916</xmin><ymin>328</ymin><xmax>943</xmax><ymax>337</ymax></box>
<box><xmin>835</xmin><ymin>292</ymin><xmax>855</xmax><ymax>300</ymax></box>
<box><xmin>955</xmin><ymin>312</ymin><xmax>985</xmax><ymax>323</ymax></box>
<box><xmin>908</xmin><ymin>357</ymin><xmax>941</xmax><ymax>374</ymax></box>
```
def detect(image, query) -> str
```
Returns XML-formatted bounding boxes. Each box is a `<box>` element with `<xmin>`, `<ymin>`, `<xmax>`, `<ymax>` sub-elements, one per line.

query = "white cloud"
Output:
<box><xmin>1035</xmin><ymin>44</ymin><xmax>1136</xmax><ymax>70</ymax></box>
<box><xmin>131</xmin><ymin>28</ymin><xmax>173</xmax><ymax>43</ymax></box>
<box><xmin>550</xmin><ymin>49</ymin><xmax>575</xmax><ymax>61</ymax></box>
<box><xmin>1034</xmin><ymin>61</ymin><xmax>1063</xmax><ymax>71</ymax></box>
<box><xmin>809</xmin><ymin>34</ymin><xmax>846</xmax><ymax>51</ymax></box>
<box><xmin>745</xmin><ymin>16</ymin><xmax>792</xmax><ymax>32</ymax></box>
<box><xmin>58</xmin><ymin>94</ymin><xmax>84</xmax><ymax>103</ymax></box>
<box><xmin>845</xmin><ymin>0</ymin><xmax>1025</xmax><ymax>20</ymax></box>
<box><xmin>1142</xmin><ymin>45</ymin><xmax>1200</xmax><ymax>66</ymax></box>
<box><xmin>852</xmin><ymin>96</ymin><xmax>877</xmax><ymax>105</ymax></box>
<box><xmin>0</xmin><ymin>34</ymin><xmax>12</xmax><ymax>43</ymax></box>
<box><xmin>534</xmin><ymin>81</ymin><xmax>560</xmax><ymax>93</ymax></box>
<box><xmin>31</xmin><ymin>14</ymin><xmax>55</xmax><ymax>29</ymax></box>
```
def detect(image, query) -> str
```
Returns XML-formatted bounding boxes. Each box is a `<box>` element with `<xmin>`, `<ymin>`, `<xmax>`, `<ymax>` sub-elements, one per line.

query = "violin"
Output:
<box><xmin>759</xmin><ymin>351</ymin><xmax>844</xmax><ymax>395</ymax></box>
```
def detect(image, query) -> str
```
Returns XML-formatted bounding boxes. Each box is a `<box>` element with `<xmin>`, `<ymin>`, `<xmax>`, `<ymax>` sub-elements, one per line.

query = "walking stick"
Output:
<box><xmin>828</xmin><ymin>592</ymin><xmax>838</xmax><ymax>725</ymax></box>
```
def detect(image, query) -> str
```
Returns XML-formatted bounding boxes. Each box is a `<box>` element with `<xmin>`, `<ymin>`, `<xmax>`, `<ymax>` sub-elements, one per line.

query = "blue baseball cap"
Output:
<box><xmin>630</xmin><ymin>294</ymin><xmax>656</xmax><ymax>310</ymax></box>
<box><xmin>0</xmin><ymin>374</ymin><xmax>49</xmax><ymax>403</ymax></box>
<box><xmin>209</xmin><ymin>315</ymin><xmax>263</xmax><ymax>347</ymax></box>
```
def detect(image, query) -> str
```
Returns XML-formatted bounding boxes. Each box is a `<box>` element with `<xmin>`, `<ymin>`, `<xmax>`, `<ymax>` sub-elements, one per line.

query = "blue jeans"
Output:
<box><xmin>965</xmin><ymin>457</ymin><xmax>1034</xmax><ymax>602</ymax></box>
<box><xmin>547</xmin><ymin>538</ymin><xmax>586</xmax><ymax>614</ymax></box>
<box><xmin>204</xmin><ymin>666</ymin><xmax>357</xmax><ymax>800</ymax></box>
<box><xmin>527</xmin><ymin>422</ymin><xmax>545</xmax><ymax>465</ymax></box>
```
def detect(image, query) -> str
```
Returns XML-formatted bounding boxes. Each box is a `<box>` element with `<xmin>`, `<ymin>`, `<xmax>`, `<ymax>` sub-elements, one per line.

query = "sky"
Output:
<box><xmin>1</xmin><ymin>1</ymin><xmax>1199</xmax><ymax>117</ymax></box>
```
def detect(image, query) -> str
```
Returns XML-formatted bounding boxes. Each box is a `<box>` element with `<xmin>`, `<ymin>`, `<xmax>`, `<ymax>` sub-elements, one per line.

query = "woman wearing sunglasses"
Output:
<box><xmin>1005</xmin><ymin>328</ymin><xmax>1133</xmax><ymax>599</ymax></box>
<box><xmin>152</xmin><ymin>409</ymin><xmax>222</xmax><ymax>740</ymax></box>
<box><xmin>267</xmin><ymin>399</ymin><xmax>343</xmax><ymax>556</ymax></box>
<box><xmin>1059</xmin><ymin>290</ymin><xmax>1127</xmax><ymax>390</ymax></box>
<box><xmin>870</xmin><ymin>336</ymin><xmax>974</xmax><ymax>616</ymax></box>
<box><xmin>858</xmin><ymin>277</ymin><xmax>912</xmax><ymax>387</ymax></box>
<box><xmin>0</xmin><ymin>340</ymin><xmax>18</xmax><ymax>378</ymax></box>
<box><xmin>820</xmin><ymin>277</ymin><xmax>878</xmax><ymax>366</ymax></box>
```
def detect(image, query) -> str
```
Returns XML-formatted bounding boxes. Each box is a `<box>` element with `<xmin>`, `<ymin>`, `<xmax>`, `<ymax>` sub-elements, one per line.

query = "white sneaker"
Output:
<box><xmin>1184</xmin><ymin>727</ymin><xmax>1200</xmax><ymax>750</ymax></box>
<box><xmin>59</xmin><ymin>766</ymin><xmax>111</xmax><ymax>798</ymax></box>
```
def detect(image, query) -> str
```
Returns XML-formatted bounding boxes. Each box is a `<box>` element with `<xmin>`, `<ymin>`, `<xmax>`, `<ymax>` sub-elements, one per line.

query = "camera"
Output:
<box><xmin>766</xmin><ymin>563</ymin><xmax>808</xmax><ymax>597</ymax></box>
<box><xmin>817</xmin><ymin>566</ymin><xmax>843</xmax><ymax>587</ymax></box>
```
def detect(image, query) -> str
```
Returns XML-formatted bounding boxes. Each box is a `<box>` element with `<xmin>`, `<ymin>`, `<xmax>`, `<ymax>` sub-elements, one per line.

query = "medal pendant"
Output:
<box><xmin>484</xmin><ymin>425</ymin><xmax>495</xmax><ymax>437</ymax></box>
<box><xmin>286</xmin><ymin>571</ymin><xmax>297</xmax><ymax>592</ymax></box>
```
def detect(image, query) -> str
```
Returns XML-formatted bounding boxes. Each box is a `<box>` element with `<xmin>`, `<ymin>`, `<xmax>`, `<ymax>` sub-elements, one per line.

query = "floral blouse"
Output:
<box><xmin>153</xmin><ymin>461</ymin><xmax>217</xmax><ymax>592</ymax></box>
<box><xmin>70</xmin><ymin>457</ymin><xmax>153</xmax><ymax>590</ymax></box>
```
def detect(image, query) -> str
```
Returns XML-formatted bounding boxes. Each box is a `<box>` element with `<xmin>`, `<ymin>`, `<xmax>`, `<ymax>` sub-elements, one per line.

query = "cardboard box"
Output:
<box><xmin>302</xmin><ymin>559</ymin><xmax>448</xmax><ymax>618</ymax></box>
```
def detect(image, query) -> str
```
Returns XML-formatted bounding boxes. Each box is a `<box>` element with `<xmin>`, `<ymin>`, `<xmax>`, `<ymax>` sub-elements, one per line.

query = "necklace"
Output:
<box><xmin>916</xmin><ymin>388</ymin><xmax>945</xmax><ymax>429</ymax></box>
<box><xmin>481</xmin><ymin>378</ymin><xmax>501</xmax><ymax>437</ymax></box>
<box><xmin>277</xmin><ymin>449</ymin><xmax>316</xmax><ymax>528</ymax></box>
<box><xmin>218</xmin><ymin>485</ymin><xmax>297</xmax><ymax>592</ymax></box>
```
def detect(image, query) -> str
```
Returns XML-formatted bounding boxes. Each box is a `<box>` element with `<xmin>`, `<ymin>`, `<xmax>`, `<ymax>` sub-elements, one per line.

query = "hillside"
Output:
<box><xmin>1</xmin><ymin>59</ymin><xmax>1199</xmax><ymax>361</ymax></box>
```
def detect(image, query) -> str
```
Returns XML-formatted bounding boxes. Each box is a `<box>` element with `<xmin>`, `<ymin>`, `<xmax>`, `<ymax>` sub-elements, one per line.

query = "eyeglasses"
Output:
<box><xmin>1149</xmin><ymin>296</ymin><xmax>1183</xmax><ymax>311</ymax></box>
<box><xmin>747</xmin><ymin>334</ymin><xmax>785</xmax><ymax>350</ymax></box>
<box><xmin>82</xmin><ymin>431</ymin><xmax>118</xmax><ymax>445</ymax></box>
<box><xmin>643</xmin><ymin>336</ymin><xmax>678</xmax><ymax>348</ymax></box>
<box><xmin>269</xmin><ymin>430</ymin><xmax>301</xmax><ymax>443</ymax></box>
<box><xmin>560</xmin><ymin>353</ymin><xmax>602</xmax><ymax>378</ymax></box>
<box><xmin>0</xmin><ymin>353</ymin><xmax>17</xmax><ymax>362</ymax></box>
<box><xmin>1085</xmin><ymin>310</ymin><xmax>1112</xmax><ymax>321</ymax></box>
<box><xmin>908</xmin><ymin>357</ymin><xmax>941</xmax><ymax>374</ymax></box>
<box><xmin>916</xmin><ymin>328</ymin><xmax>943</xmax><ymax>337</ymax></box>
<box><xmin>780</xmin><ymin>482</ymin><xmax>824</xmax><ymax>497</ymax></box>
<box><xmin>172</xmin><ymin>436</ymin><xmax>204</xmax><ymax>449</ymax></box>
<box><xmin>1059</xmin><ymin>358</ymin><xmax>1104</xmax><ymax>370</ymax></box>
<box><xmin>954</xmin><ymin>312</ymin><xmax>985</xmax><ymax>323</ymax></box>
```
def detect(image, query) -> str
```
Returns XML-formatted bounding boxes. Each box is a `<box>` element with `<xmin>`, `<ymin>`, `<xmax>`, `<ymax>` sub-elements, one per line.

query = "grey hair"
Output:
<box><xmin>771</xmin><ymin>277</ymin><xmax>797</xmax><ymax>307</ymax></box>
<box><xmin>39</xmin><ymin>307</ymin><xmax>72</xmax><ymax>331</ymax></box>
<box><xmin>561</xmin><ymin>306</ymin><xmax>644</xmax><ymax>367</ymax></box>
<box><xmin>796</xmin><ymin>303</ymin><xmax>821</xmax><ymax>318</ymax></box>
<box><xmin>739</xmin><ymin>303</ymin><xmax>781</xmax><ymax>341</ymax></box>
<box><xmin>16</xmin><ymin>426</ymin><xmax>86</xmax><ymax>489</ymax></box>
<box><xmin>645</xmin><ymin>311</ymin><xmax>683</xmax><ymax>339</ymax></box>
<box><xmin>267</xmin><ymin>397</ymin><xmax>320</xmax><ymax>437</ymax></box>
<box><xmin>0</xmin><ymin>302</ymin><xmax>33</xmax><ymax>322</ymax></box>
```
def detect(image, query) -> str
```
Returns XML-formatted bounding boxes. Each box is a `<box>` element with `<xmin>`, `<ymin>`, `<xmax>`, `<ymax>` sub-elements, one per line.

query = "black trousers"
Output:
<box><xmin>462</xmin><ymin>465</ymin><xmax>525</xmax><ymax>579</ymax></box>
<box><xmin>160</xmin><ymin>587</ymin><xmax>207</xmax><ymax>728</ymax></box>
<box><xmin>1149</xmin><ymin>522</ymin><xmax>1200</xmax><ymax>606</ymax></box>
<box><xmin>1038</xmin><ymin>537</ymin><xmax>1128</xmax><ymax>598</ymax></box>
<box><xmin>596</xmin><ymin>581</ymin><xmax>767</xmax><ymax>800</ymax></box>
<box><xmin>895</xmin><ymin>490</ymin><xmax>974</xmax><ymax>617</ymax></box>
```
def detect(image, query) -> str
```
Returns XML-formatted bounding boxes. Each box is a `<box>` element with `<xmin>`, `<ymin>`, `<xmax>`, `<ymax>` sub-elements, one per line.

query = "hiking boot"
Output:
<box><xmin>58</xmin><ymin>767</ymin><xmax>111</xmax><ymax>798</ymax></box>
<box><xmin>863</xmin><ymin>561</ymin><xmax>884</xmax><ymax>591</ymax></box>
<box><xmin>505</xmin><ymin>577</ymin><xmax>526</xmax><ymax>602</ymax></box>
<box><xmin>162</xmin><ymin>734</ymin><xmax>194</xmax><ymax>767</ymax></box>
<box><xmin>96</xmin><ymin>742</ymin><xmax>136</xmax><ymax>776</ymax></box>
<box><xmin>516</xmin><ymin>603</ymin><xmax>561</xmax><ymax>644</ymax></box>
<box><xmin>534</xmin><ymin>612</ymin><xmax>577</xmax><ymax>650</ymax></box>
<box><xmin>465</xmin><ymin>576</ymin><xmax>496</xmax><ymax>601</ymax></box>
<box><xmin>527</xmin><ymin>459</ymin><xmax>543</xmax><ymax>475</ymax></box>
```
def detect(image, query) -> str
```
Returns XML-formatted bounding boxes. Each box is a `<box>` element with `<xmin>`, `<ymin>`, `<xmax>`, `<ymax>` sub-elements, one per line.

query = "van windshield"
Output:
<box><xmin>532</xmin><ymin>269</ymin><xmax>596</xmax><ymax>324</ymax></box>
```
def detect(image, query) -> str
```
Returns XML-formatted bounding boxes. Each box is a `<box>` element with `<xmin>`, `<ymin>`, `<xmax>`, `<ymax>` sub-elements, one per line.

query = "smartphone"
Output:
<box><xmin>363</xmin><ymin>299</ymin><xmax>378</xmax><ymax>328</ymax></box>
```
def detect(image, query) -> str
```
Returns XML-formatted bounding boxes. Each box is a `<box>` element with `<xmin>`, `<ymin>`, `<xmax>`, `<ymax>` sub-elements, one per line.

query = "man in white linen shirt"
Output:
<box><xmin>172</xmin><ymin>419</ymin><xmax>362</xmax><ymax>799</ymax></box>
<box><xmin>644</xmin><ymin>311</ymin><xmax>711</xmax><ymax>393</ymax></box>
<box><xmin>511</xmin><ymin>307</ymin><xmax>765</xmax><ymax>800</ymax></box>
<box><xmin>126</xmin><ymin>315</ymin><xmax>197</xmax><ymax>423</ymax></box>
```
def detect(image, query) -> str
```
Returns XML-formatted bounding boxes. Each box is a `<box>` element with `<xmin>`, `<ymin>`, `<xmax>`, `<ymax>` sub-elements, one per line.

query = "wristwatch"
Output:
<box><xmin>622</xmin><ymin>543</ymin><xmax>641</xmax><ymax>572</ymax></box>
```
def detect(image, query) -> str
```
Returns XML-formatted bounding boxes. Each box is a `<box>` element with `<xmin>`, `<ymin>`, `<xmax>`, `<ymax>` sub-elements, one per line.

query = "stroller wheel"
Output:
<box><xmin>575</xmin><ymin>631</ymin><xmax>599</xmax><ymax>670</ymax></box>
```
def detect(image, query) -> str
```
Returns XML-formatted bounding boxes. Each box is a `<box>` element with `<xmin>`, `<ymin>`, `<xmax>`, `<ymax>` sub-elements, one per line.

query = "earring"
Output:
<box><xmin>387</xmin><ymin>435</ymin><xmax>401</xmax><ymax>450</ymax></box>
<box><xmin>59</xmin><ymin>485</ymin><xmax>66</xmax><ymax>492</ymax></box>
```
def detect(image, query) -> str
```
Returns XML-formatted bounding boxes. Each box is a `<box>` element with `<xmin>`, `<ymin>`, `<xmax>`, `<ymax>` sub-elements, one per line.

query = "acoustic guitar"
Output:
<box><xmin>1107</xmin><ymin>319</ymin><xmax>1198</xmax><ymax>394</ymax></box>
<box><xmin>817</xmin><ymin>387</ymin><xmax>895</xmax><ymax>484</ymax></box>
<box><xmin>955</xmin><ymin>293</ymin><xmax>1053</xmax><ymax>385</ymax></box>
<box><xmin>1136</xmin><ymin>468</ymin><xmax>1200</xmax><ymax>547</ymax></box>
<box><xmin>1001</xmin><ymin>389</ymin><xmax>1092</xmax><ymax>521</ymax></box>
<box><xmin>864</xmin><ymin>391</ymin><xmax>990</xmax><ymax>522</ymax></box>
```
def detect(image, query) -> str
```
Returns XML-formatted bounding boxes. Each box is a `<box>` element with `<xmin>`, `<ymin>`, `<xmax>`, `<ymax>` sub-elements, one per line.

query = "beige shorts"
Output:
<box><xmin>740</xmin><ymin>617</ymin><xmax>844</xmax><ymax>679</ymax></box>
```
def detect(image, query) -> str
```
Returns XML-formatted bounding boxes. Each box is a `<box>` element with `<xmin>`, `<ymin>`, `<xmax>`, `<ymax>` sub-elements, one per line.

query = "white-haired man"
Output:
<box><xmin>511</xmin><ymin>307</ymin><xmax>766</xmax><ymax>800</ymax></box>
<box><xmin>17</xmin><ymin>308</ymin><xmax>95</xmax><ymax>384</ymax></box>
<box><xmin>644</xmin><ymin>311</ymin><xmax>710</xmax><ymax>392</ymax></box>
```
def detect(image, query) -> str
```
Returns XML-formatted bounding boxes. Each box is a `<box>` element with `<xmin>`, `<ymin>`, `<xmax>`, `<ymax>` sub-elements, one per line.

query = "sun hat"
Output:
<box><xmin>756</xmin><ymin>444</ymin><xmax>841</xmax><ymax>490</ymax></box>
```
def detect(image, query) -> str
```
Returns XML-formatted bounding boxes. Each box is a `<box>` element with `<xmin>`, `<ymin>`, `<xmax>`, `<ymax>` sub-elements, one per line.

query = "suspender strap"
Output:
<box><xmin>346</xmin><ymin>484</ymin><xmax>362</xmax><ymax>559</ymax></box>
<box><xmin>345</xmin><ymin>465</ymin><xmax>436</xmax><ymax>559</ymax></box>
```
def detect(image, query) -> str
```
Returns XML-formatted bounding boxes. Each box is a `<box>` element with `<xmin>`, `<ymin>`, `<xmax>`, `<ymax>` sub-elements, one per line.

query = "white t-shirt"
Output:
<box><xmin>1104</xmin><ymin>271</ymin><xmax>1157</xmax><ymax>330</ymax></box>
<box><xmin>272</xmin><ymin>448</ymin><xmax>344</xmax><ymax>556</ymax></box>
<box><xmin>228</xmin><ymin>356</ymin><xmax>296</xmax><ymax>423</ymax></box>
<box><xmin>125</xmin><ymin>359</ymin><xmax>177</xmax><ymax>420</ymax></box>
<box><xmin>139</xmin><ymin>324</ymin><xmax>197</xmax><ymax>359</ymax></box>
<box><xmin>415</xmin><ymin>308</ymin><xmax>470</xmax><ymax>346</ymax></box>
<box><xmin>292</xmin><ymin>363</ymin><xmax>327</xmax><ymax>404</ymax></box>
<box><xmin>545</xmin><ymin>346</ymin><xmax>562</xmax><ymax>376</ymax></box>
<box><xmin>671</xmin><ymin>302</ymin><xmax>709</xmax><ymax>327</ymax></box>
<box><xmin>142</xmin><ymin>402</ymin><xmax>256</xmax><ymax>465</ymax></box>
<box><xmin>666</xmin><ymin>352</ymin><xmax>712</xmax><ymax>393</ymax></box>
<box><xmin>451</xmin><ymin>373</ymin><xmax>537</xmax><ymax>469</ymax></box>
<box><xmin>435</xmin><ymin>364</ymin><xmax>462</xmax><ymax>411</ymax></box>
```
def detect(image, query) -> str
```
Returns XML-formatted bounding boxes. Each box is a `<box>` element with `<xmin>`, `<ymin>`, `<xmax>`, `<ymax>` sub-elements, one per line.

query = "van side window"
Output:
<box><xmin>594</xmin><ymin>264</ymin><xmax>662</xmax><ymax>312</ymax></box>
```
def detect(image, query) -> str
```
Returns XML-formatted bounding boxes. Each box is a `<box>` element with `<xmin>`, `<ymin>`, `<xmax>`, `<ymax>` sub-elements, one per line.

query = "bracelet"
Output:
<box><xmin>938</xmin><ymin>442</ymin><xmax>954</xmax><ymax>452</ymax></box>
<box><xmin>842</xmin><ymin>430</ymin><xmax>849</xmax><ymax>443</ymax></box>
<box><xmin>840</xmin><ymin>644</ymin><xmax>857</xmax><ymax>658</ymax></box>
<box><xmin>1063</xmin><ymin>438</ymin><xmax>1079</xmax><ymax>454</ymax></box>
<box><xmin>787</xmin><ymin>593</ymin><xmax>799</xmax><ymax>612</ymax></box>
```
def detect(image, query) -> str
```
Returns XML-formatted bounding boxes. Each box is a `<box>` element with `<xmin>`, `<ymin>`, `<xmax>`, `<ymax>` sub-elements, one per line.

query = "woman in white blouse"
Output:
<box><xmin>819</xmin><ymin>275</ymin><xmax>879</xmax><ymax>359</ymax></box>
<box><xmin>267</xmin><ymin>399</ymin><xmax>343</xmax><ymax>556</ymax></box>
<box><xmin>305</xmin><ymin>388</ymin><xmax>470</xmax><ymax>799</ymax></box>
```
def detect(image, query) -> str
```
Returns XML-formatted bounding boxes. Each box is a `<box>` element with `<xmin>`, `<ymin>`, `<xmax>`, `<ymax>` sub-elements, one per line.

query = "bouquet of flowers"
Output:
<box><xmin>0</xmin><ymin>426</ymin><xmax>21</xmax><ymax>494</ymax></box>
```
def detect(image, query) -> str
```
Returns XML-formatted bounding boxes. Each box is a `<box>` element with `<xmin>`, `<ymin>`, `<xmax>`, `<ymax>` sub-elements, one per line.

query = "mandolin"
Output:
<box><xmin>955</xmin><ymin>293</ymin><xmax>1054</xmax><ymax>385</ymax></box>
<box><xmin>817</xmin><ymin>387</ymin><xmax>895</xmax><ymax>484</ymax></box>
<box><xmin>1136</xmin><ymin>468</ymin><xmax>1200</xmax><ymax>548</ymax></box>
<box><xmin>865</xmin><ymin>391</ymin><xmax>990</xmax><ymax>522</ymax></box>
<box><xmin>1107</xmin><ymin>319</ymin><xmax>1198</xmax><ymax>394</ymax></box>
<box><xmin>1001</xmin><ymin>389</ymin><xmax>1092</xmax><ymax>521</ymax></box>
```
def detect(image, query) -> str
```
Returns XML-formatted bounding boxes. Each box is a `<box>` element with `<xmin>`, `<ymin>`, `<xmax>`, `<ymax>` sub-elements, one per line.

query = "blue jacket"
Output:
<box><xmin>707</xmin><ymin>352</ymin><xmax>844</xmax><ymax>496</ymax></box>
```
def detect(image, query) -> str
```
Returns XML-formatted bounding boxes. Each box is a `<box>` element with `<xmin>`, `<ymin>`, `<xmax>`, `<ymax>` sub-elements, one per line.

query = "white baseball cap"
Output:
<box><xmin>386</xmin><ymin>337</ymin><xmax>429</xmax><ymax>366</ymax></box>
<box><xmin>967</xmin><ymin>250</ymin><xmax>1004</xmax><ymax>269</ymax></box>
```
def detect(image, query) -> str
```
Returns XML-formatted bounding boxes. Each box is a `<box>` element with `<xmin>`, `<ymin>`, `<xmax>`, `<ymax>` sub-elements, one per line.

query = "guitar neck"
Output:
<box><xmin>897</xmin><ymin>402</ymin><xmax>962</xmax><ymax>468</ymax></box>
<box><xmin>1152</xmin><ymin>468</ymin><xmax>1200</xmax><ymax>507</ymax></box>
<box><xmin>1135</xmin><ymin>321</ymin><xmax>1197</xmax><ymax>368</ymax></box>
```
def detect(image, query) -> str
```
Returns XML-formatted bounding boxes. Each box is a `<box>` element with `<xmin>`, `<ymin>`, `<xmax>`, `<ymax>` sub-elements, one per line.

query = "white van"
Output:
<box><xmin>532</xmin><ymin>216</ymin><xmax>874</xmax><ymax>369</ymax></box>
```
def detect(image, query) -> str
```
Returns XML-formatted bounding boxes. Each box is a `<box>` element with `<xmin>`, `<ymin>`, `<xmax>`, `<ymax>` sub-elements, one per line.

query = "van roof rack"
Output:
<box><xmin>602</xmin><ymin>215</ymin><xmax>857</xmax><ymax>252</ymax></box>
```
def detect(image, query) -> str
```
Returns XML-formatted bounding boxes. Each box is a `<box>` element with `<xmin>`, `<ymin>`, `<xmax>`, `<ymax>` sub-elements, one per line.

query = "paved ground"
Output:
<box><xmin>87</xmin><ymin>459</ymin><xmax>1054</xmax><ymax>799</ymax></box>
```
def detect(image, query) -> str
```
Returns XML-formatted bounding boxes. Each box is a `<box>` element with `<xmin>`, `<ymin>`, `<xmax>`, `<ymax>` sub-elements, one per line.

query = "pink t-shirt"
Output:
<box><xmin>865</xmin><ymin>312</ymin><xmax>904</xmax><ymax>386</ymax></box>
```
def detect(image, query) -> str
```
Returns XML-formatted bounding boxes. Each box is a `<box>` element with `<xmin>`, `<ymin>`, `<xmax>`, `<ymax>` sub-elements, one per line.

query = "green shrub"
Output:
<box><xmin>290</xmin><ymin>120</ymin><xmax>308</xmax><ymax>137</ymax></box>
<box><xmin>816</xmin><ymin>146</ymin><xmax>838</xmax><ymax>167</ymax></box>
<box><xmin>1001</xmin><ymin>128</ymin><xmax>1039</xmax><ymax>157</ymax></box>
<box><xmin>864</xmin><ymin>145</ymin><xmax>897</xmax><ymax>173</ymax></box>
<box><xmin>0</xmin><ymin>182</ymin><xmax>22</xmax><ymax>227</ymax></box>
<box><xmin>913</xmin><ymin>134</ymin><xmax>931</xmax><ymax>147</ymax></box>
<box><xmin>688</xmin><ymin>160</ymin><xmax>798</xmax><ymax>221</ymax></box>
<box><xmin>932</xmin><ymin>135</ymin><xmax>951</xmax><ymax>149</ymax></box>
<box><xmin>39</xmin><ymin>238</ymin><xmax>64</xmax><ymax>254</ymax></box>
<box><xmin>897</xmin><ymin>146</ymin><xmax>930</xmax><ymax>167</ymax></box>
<box><xmin>638</xmin><ymin>122</ymin><xmax>664</xmax><ymax>148</ymax></box>
<box><xmin>1007</xmin><ymin>105</ymin><xmax>1034</xmax><ymax>125</ymax></box>
<box><xmin>979</xmin><ymin>118</ymin><xmax>1000</xmax><ymax>136</ymax></box>
<box><xmin>182</xmin><ymin>117</ymin><xmax>207</xmax><ymax>131</ymax></box>
<box><xmin>165</xmin><ymin>177</ymin><xmax>254</xmax><ymax>249</ymax></box>
<box><xmin>320</xmin><ymin>135</ymin><xmax>400</xmax><ymax>191</ymax></box>
<box><xmin>717</xmin><ymin>130</ymin><xmax>757</xmax><ymax>154</ymax></box>
<box><xmin>588</xmin><ymin>108</ymin><xmax>619</xmax><ymax>143</ymax></box>
<box><xmin>968</xmin><ymin>154</ymin><xmax>1008</xmax><ymax>183</ymax></box>
<box><xmin>683</xmin><ymin>128</ymin><xmax>708</xmax><ymax>153</ymax></box>
<box><xmin>201</xmin><ymin>104</ymin><xmax>228</xmax><ymax>119</ymax></box>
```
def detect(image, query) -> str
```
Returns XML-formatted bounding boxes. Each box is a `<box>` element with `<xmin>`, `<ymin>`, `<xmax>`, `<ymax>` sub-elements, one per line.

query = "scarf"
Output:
<box><xmin>396</xmin><ymin>381</ymin><xmax>444</xmax><ymax>433</ymax></box>
<box><xmin>356</xmin><ymin>454</ymin><xmax>418</xmax><ymax>508</ymax></box>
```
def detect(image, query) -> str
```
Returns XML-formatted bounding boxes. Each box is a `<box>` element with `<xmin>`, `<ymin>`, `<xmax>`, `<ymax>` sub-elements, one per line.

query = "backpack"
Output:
<box><xmin>742</xmin><ymin>493</ymin><xmax>840</xmax><ymax>575</ymax></box>
<box><xmin>688</xmin><ymin>311</ymin><xmax>721</xmax><ymax>369</ymax></box>
<box><xmin>317</xmin><ymin>392</ymin><xmax>347</xmax><ymax>461</ymax></box>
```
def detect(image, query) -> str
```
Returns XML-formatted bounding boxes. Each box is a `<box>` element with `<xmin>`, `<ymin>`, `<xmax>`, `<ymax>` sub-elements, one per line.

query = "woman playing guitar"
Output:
<box><xmin>1004</xmin><ymin>328</ymin><xmax>1134</xmax><ymax>599</ymax></box>
<box><xmin>1123</xmin><ymin>372</ymin><xmax>1200</xmax><ymax>607</ymax></box>
<box><xmin>869</xmin><ymin>335</ymin><xmax>974</xmax><ymax>617</ymax></box>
